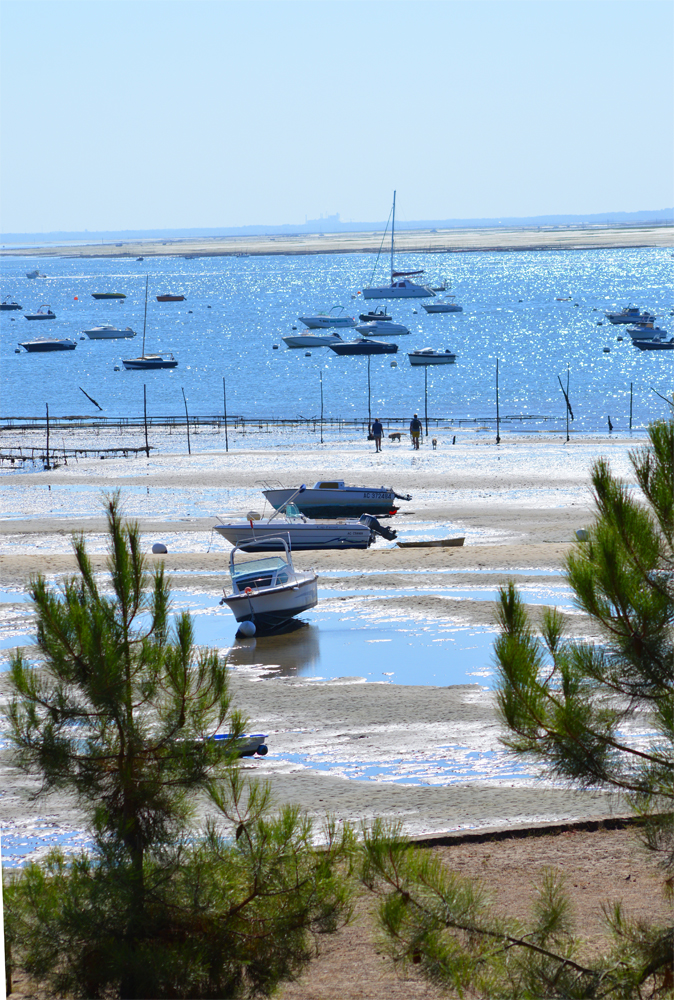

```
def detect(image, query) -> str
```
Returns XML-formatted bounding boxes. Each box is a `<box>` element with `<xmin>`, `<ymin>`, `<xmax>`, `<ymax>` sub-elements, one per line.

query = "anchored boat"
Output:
<box><xmin>262</xmin><ymin>481</ymin><xmax>411</xmax><ymax>519</ymax></box>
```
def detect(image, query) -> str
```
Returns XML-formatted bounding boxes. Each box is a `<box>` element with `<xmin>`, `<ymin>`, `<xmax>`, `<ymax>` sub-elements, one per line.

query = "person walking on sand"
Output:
<box><xmin>410</xmin><ymin>413</ymin><xmax>422</xmax><ymax>450</ymax></box>
<box><xmin>372</xmin><ymin>417</ymin><xmax>383</xmax><ymax>452</ymax></box>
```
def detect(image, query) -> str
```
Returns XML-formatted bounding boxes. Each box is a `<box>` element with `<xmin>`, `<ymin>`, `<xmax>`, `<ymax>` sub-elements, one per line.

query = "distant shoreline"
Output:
<box><xmin>2</xmin><ymin>222</ymin><xmax>672</xmax><ymax>260</ymax></box>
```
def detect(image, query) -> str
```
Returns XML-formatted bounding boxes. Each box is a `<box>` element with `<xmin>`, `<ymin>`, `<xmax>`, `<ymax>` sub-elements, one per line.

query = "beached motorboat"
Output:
<box><xmin>215</xmin><ymin>501</ymin><xmax>396</xmax><ymax>551</ymax></box>
<box><xmin>329</xmin><ymin>337</ymin><xmax>398</xmax><ymax>355</ymax></box>
<box><xmin>0</xmin><ymin>297</ymin><xmax>22</xmax><ymax>311</ymax></box>
<box><xmin>209</xmin><ymin>733</ymin><xmax>269</xmax><ymax>757</ymax></box>
<box><xmin>24</xmin><ymin>304</ymin><xmax>55</xmax><ymax>320</ymax></box>
<box><xmin>355</xmin><ymin>320</ymin><xmax>410</xmax><ymax>336</ymax></box>
<box><xmin>408</xmin><ymin>348</ymin><xmax>457</xmax><ymax>365</ymax></box>
<box><xmin>26</xmin><ymin>269</ymin><xmax>46</xmax><ymax>279</ymax></box>
<box><xmin>605</xmin><ymin>306</ymin><xmax>655</xmax><ymax>325</ymax></box>
<box><xmin>422</xmin><ymin>298</ymin><xmax>463</xmax><ymax>314</ymax></box>
<box><xmin>123</xmin><ymin>276</ymin><xmax>178</xmax><ymax>369</ymax></box>
<box><xmin>219</xmin><ymin>536</ymin><xmax>318</xmax><ymax>634</ymax></box>
<box><xmin>359</xmin><ymin>309</ymin><xmax>392</xmax><ymax>323</ymax></box>
<box><xmin>83</xmin><ymin>325</ymin><xmax>137</xmax><ymax>339</ymax></box>
<box><xmin>632</xmin><ymin>337</ymin><xmax>674</xmax><ymax>351</ymax></box>
<box><xmin>262</xmin><ymin>481</ymin><xmax>411</xmax><ymax>519</ymax></box>
<box><xmin>362</xmin><ymin>192</ymin><xmax>435</xmax><ymax>299</ymax></box>
<box><xmin>282</xmin><ymin>331</ymin><xmax>345</xmax><ymax>349</ymax></box>
<box><xmin>156</xmin><ymin>293</ymin><xmax>185</xmax><ymax>302</ymax></box>
<box><xmin>18</xmin><ymin>338</ymin><xmax>76</xmax><ymax>352</ymax></box>
<box><xmin>92</xmin><ymin>292</ymin><xmax>126</xmax><ymax>300</ymax></box>
<box><xmin>397</xmin><ymin>536</ymin><xmax>465</xmax><ymax>548</ymax></box>
<box><xmin>298</xmin><ymin>306</ymin><xmax>357</xmax><ymax>329</ymax></box>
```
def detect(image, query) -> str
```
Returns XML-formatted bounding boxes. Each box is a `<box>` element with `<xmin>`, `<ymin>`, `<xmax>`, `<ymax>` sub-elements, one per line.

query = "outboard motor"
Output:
<box><xmin>359</xmin><ymin>513</ymin><xmax>397</xmax><ymax>542</ymax></box>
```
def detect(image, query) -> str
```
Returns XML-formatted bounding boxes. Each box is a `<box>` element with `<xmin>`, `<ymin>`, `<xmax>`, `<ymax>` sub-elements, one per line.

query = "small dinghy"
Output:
<box><xmin>92</xmin><ymin>292</ymin><xmax>126</xmax><ymax>300</ymax></box>
<box><xmin>156</xmin><ymin>293</ymin><xmax>185</xmax><ymax>302</ymax></box>
<box><xmin>0</xmin><ymin>297</ymin><xmax>22</xmax><ymax>311</ymax></box>
<box><xmin>24</xmin><ymin>304</ymin><xmax>55</xmax><ymax>320</ymax></box>
<box><xmin>220</xmin><ymin>536</ymin><xmax>318</xmax><ymax>636</ymax></box>
<box><xmin>396</xmin><ymin>536</ymin><xmax>465</xmax><ymax>548</ymax></box>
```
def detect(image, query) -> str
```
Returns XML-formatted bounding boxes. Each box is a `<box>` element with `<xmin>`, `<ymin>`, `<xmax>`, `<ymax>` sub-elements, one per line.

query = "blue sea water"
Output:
<box><xmin>1</xmin><ymin>247</ymin><xmax>672</xmax><ymax>428</ymax></box>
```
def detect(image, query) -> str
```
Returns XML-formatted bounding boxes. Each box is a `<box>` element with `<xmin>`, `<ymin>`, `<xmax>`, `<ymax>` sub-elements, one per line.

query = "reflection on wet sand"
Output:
<box><xmin>228</xmin><ymin>622</ymin><xmax>320</xmax><ymax>677</ymax></box>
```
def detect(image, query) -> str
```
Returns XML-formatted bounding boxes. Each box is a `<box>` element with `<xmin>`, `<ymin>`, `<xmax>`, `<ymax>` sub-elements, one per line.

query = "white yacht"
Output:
<box><xmin>362</xmin><ymin>192</ymin><xmax>435</xmax><ymax>300</ymax></box>
<box><xmin>298</xmin><ymin>306</ymin><xmax>357</xmax><ymax>329</ymax></box>
<box><xmin>355</xmin><ymin>320</ymin><xmax>410</xmax><ymax>336</ymax></box>
<box><xmin>83</xmin><ymin>325</ymin><xmax>137</xmax><ymax>340</ymax></box>
<box><xmin>408</xmin><ymin>348</ymin><xmax>457</xmax><ymax>366</ymax></box>
<box><xmin>282</xmin><ymin>331</ymin><xmax>345</xmax><ymax>349</ymax></box>
<box><xmin>422</xmin><ymin>298</ymin><xmax>463</xmax><ymax>314</ymax></box>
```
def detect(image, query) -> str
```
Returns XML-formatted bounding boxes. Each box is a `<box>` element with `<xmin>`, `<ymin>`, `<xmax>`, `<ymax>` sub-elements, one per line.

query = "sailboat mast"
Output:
<box><xmin>390</xmin><ymin>190</ymin><xmax>396</xmax><ymax>281</ymax></box>
<box><xmin>142</xmin><ymin>275</ymin><xmax>148</xmax><ymax>357</ymax></box>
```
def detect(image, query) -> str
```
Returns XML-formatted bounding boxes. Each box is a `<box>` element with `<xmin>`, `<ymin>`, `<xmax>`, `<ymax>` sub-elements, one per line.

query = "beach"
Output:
<box><xmin>1</xmin><ymin>429</ymin><xmax>649</xmax><ymax>866</ymax></box>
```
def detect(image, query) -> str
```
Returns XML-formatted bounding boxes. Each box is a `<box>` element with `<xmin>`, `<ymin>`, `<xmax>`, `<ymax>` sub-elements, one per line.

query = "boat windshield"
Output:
<box><xmin>283</xmin><ymin>503</ymin><xmax>302</xmax><ymax>518</ymax></box>
<box><xmin>231</xmin><ymin>556</ymin><xmax>288</xmax><ymax>579</ymax></box>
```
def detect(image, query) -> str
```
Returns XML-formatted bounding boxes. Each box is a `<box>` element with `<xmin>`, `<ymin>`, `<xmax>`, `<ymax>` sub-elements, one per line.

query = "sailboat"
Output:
<box><xmin>122</xmin><ymin>277</ymin><xmax>178</xmax><ymax>370</ymax></box>
<box><xmin>361</xmin><ymin>191</ymin><xmax>436</xmax><ymax>300</ymax></box>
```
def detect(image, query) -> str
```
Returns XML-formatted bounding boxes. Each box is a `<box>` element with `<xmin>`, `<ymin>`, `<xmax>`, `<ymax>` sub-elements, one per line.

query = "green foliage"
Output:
<box><xmin>361</xmin><ymin>822</ymin><xmax>673</xmax><ymax>999</ymax></box>
<box><xmin>4</xmin><ymin>494</ymin><xmax>354</xmax><ymax>998</ymax></box>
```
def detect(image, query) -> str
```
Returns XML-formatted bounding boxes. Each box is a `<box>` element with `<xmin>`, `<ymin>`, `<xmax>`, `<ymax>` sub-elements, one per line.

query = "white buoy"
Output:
<box><xmin>152</xmin><ymin>542</ymin><xmax>168</xmax><ymax>554</ymax></box>
<box><xmin>238</xmin><ymin>620</ymin><xmax>256</xmax><ymax>637</ymax></box>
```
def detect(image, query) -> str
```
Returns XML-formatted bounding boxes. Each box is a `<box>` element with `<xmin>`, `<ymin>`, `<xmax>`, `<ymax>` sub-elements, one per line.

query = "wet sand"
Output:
<box><xmin>2</xmin><ymin>222</ymin><xmax>672</xmax><ymax>260</ymax></box>
<box><xmin>0</xmin><ymin>433</ymin><xmax>644</xmax><ymax>855</ymax></box>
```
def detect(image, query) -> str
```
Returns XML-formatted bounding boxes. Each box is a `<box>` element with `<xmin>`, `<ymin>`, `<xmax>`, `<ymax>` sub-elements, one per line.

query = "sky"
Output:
<box><xmin>1</xmin><ymin>0</ymin><xmax>672</xmax><ymax>233</ymax></box>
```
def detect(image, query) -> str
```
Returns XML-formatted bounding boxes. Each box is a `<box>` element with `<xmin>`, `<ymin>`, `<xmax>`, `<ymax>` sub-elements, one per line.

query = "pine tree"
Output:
<box><xmin>360</xmin><ymin>420</ymin><xmax>674</xmax><ymax>997</ymax></box>
<box><xmin>5</xmin><ymin>495</ymin><xmax>353</xmax><ymax>998</ymax></box>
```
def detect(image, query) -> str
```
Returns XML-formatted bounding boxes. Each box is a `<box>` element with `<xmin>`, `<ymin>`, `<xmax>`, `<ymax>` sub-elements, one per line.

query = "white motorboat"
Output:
<box><xmin>219</xmin><ymin>536</ymin><xmax>318</xmax><ymax>634</ymax></box>
<box><xmin>626</xmin><ymin>324</ymin><xmax>669</xmax><ymax>341</ymax></box>
<box><xmin>408</xmin><ymin>348</ymin><xmax>457</xmax><ymax>366</ymax></box>
<box><xmin>298</xmin><ymin>306</ymin><xmax>357</xmax><ymax>329</ymax></box>
<box><xmin>122</xmin><ymin>276</ymin><xmax>178</xmax><ymax>370</ymax></box>
<box><xmin>215</xmin><ymin>503</ymin><xmax>396</xmax><ymax>551</ymax></box>
<box><xmin>422</xmin><ymin>298</ymin><xmax>463</xmax><ymax>314</ymax></box>
<box><xmin>282</xmin><ymin>331</ymin><xmax>345</xmax><ymax>349</ymax></box>
<box><xmin>24</xmin><ymin>304</ymin><xmax>55</xmax><ymax>320</ymax></box>
<box><xmin>262</xmin><ymin>481</ymin><xmax>411</xmax><ymax>518</ymax></box>
<box><xmin>26</xmin><ymin>269</ymin><xmax>46</xmax><ymax>279</ymax></box>
<box><xmin>355</xmin><ymin>320</ymin><xmax>411</xmax><ymax>336</ymax></box>
<box><xmin>605</xmin><ymin>306</ymin><xmax>655</xmax><ymax>325</ymax></box>
<box><xmin>83</xmin><ymin>325</ymin><xmax>137</xmax><ymax>340</ymax></box>
<box><xmin>362</xmin><ymin>192</ymin><xmax>435</xmax><ymax>300</ymax></box>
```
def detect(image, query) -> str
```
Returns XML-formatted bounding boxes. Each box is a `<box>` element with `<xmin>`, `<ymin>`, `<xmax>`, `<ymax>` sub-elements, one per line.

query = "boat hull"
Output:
<box><xmin>362</xmin><ymin>285</ymin><xmax>435</xmax><ymax>299</ymax></box>
<box><xmin>263</xmin><ymin>487</ymin><xmax>398</xmax><ymax>518</ymax></box>
<box><xmin>157</xmin><ymin>295</ymin><xmax>185</xmax><ymax>302</ymax></box>
<box><xmin>329</xmin><ymin>339</ymin><xmax>398</xmax><ymax>355</ymax></box>
<box><xmin>0</xmin><ymin>303</ymin><xmax>22</xmax><ymax>311</ymax></box>
<box><xmin>222</xmin><ymin>575</ymin><xmax>318</xmax><ymax>627</ymax></box>
<box><xmin>20</xmin><ymin>339</ymin><xmax>76</xmax><ymax>352</ymax></box>
<box><xmin>397</xmin><ymin>536</ymin><xmax>465</xmax><ymax>548</ymax></box>
<box><xmin>283</xmin><ymin>334</ymin><xmax>343</xmax><ymax>348</ymax></box>
<box><xmin>408</xmin><ymin>352</ymin><xmax>456</xmax><ymax>365</ymax></box>
<box><xmin>632</xmin><ymin>339</ymin><xmax>674</xmax><ymax>351</ymax></box>
<box><xmin>84</xmin><ymin>327</ymin><xmax>137</xmax><ymax>339</ymax></box>
<box><xmin>422</xmin><ymin>303</ymin><xmax>463</xmax><ymax>313</ymax></box>
<box><xmin>355</xmin><ymin>321</ymin><xmax>410</xmax><ymax>336</ymax></box>
<box><xmin>122</xmin><ymin>356</ymin><xmax>178</xmax><ymax>369</ymax></box>
<box><xmin>298</xmin><ymin>316</ymin><xmax>356</xmax><ymax>329</ymax></box>
<box><xmin>24</xmin><ymin>313</ymin><xmax>55</xmax><ymax>321</ymax></box>
<box><xmin>92</xmin><ymin>293</ymin><xmax>126</xmax><ymax>300</ymax></box>
<box><xmin>215</xmin><ymin>523</ymin><xmax>372</xmax><ymax>550</ymax></box>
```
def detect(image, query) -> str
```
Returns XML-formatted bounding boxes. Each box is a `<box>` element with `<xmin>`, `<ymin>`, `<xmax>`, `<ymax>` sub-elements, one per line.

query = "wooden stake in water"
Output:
<box><xmin>367</xmin><ymin>355</ymin><xmax>372</xmax><ymax>430</ymax></box>
<box><xmin>141</xmin><ymin>274</ymin><xmax>149</xmax><ymax>358</ymax></box>
<box><xmin>223</xmin><ymin>376</ymin><xmax>229</xmax><ymax>452</ymax></box>
<box><xmin>182</xmin><ymin>387</ymin><xmax>191</xmax><ymax>455</ymax></box>
<box><xmin>425</xmin><ymin>366</ymin><xmax>429</xmax><ymax>436</ymax></box>
<box><xmin>495</xmin><ymin>359</ymin><xmax>501</xmax><ymax>445</ymax></box>
<box><xmin>566</xmin><ymin>367</ymin><xmax>571</xmax><ymax>442</ymax></box>
<box><xmin>143</xmin><ymin>384</ymin><xmax>150</xmax><ymax>458</ymax></box>
<box><xmin>45</xmin><ymin>402</ymin><xmax>50</xmax><ymax>469</ymax></box>
<box><xmin>629</xmin><ymin>382</ymin><xmax>633</xmax><ymax>431</ymax></box>
<box><xmin>320</xmin><ymin>370</ymin><xmax>324</xmax><ymax>444</ymax></box>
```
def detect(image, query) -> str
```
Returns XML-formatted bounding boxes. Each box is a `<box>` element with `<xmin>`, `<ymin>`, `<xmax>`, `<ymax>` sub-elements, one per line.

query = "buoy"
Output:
<box><xmin>74</xmin><ymin>296</ymin><xmax>78</xmax><ymax>301</ymax></box>
<box><xmin>292</xmin><ymin>326</ymin><xmax>297</xmax><ymax>330</ymax></box>
<box><xmin>14</xmin><ymin>348</ymin><xmax>20</xmax><ymax>353</ymax></box>
<box><xmin>80</xmin><ymin>336</ymin><xmax>86</xmax><ymax>340</ymax></box>
<box><xmin>576</xmin><ymin>529</ymin><xmax>589</xmax><ymax>542</ymax></box>
<box><xmin>273</xmin><ymin>344</ymin><xmax>279</xmax><ymax>349</ymax></box>
<box><xmin>390</xmin><ymin>361</ymin><xmax>397</xmax><ymax>367</ymax></box>
<box><xmin>617</xmin><ymin>336</ymin><xmax>623</xmax><ymax>342</ymax></box>
<box><xmin>305</xmin><ymin>352</ymin><xmax>311</xmax><ymax>357</ymax></box>
<box><xmin>207</xmin><ymin>305</ymin><xmax>211</xmax><ymax>308</ymax></box>
<box><xmin>114</xmin><ymin>365</ymin><xmax>121</xmax><ymax>371</ymax></box>
<box><xmin>152</xmin><ymin>542</ymin><xmax>168</xmax><ymax>554</ymax></box>
<box><xmin>238</xmin><ymin>620</ymin><xmax>256</xmax><ymax>638</ymax></box>
<box><xmin>412</xmin><ymin>310</ymin><xmax>418</xmax><ymax>314</ymax></box>
<box><xmin>256</xmin><ymin>744</ymin><xmax>268</xmax><ymax>755</ymax></box>
<box><xmin>603</xmin><ymin>347</ymin><xmax>611</xmax><ymax>353</ymax></box>
<box><xmin>246</xmin><ymin>511</ymin><xmax>262</xmax><ymax>522</ymax></box>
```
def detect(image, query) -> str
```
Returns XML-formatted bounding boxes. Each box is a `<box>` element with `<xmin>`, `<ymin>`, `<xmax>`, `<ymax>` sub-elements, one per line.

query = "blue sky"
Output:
<box><xmin>1</xmin><ymin>0</ymin><xmax>672</xmax><ymax>232</ymax></box>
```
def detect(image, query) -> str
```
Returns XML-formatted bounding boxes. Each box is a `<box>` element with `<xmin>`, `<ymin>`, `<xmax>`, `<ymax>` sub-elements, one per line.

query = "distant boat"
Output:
<box><xmin>355</xmin><ymin>320</ymin><xmax>410</xmax><ymax>336</ymax></box>
<box><xmin>262</xmin><ymin>481</ymin><xmax>411</xmax><ymax>519</ymax></box>
<box><xmin>627</xmin><ymin>324</ymin><xmax>669</xmax><ymax>341</ymax></box>
<box><xmin>19</xmin><ymin>338</ymin><xmax>76</xmax><ymax>352</ymax></box>
<box><xmin>283</xmin><ymin>331</ymin><xmax>345</xmax><ymax>348</ymax></box>
<box><xmin>298</xmin><ymin>306</ymin><xmax>356</xmax><ymax>329</ymax></box>
<box><xmin>408</xmin><ymin>348</ymin><xmax>457</xmax><ymax>366</ymax></box>
<box><xmin>362</xmin><ymin>192</ymin><xmax>435</xmax><ymax>300</ymax></box>
<box><xmin>0</xmin><ymin>297</ymin><xmax>22</xmax><ymax>311</ymax></box>
<box><xmin>359</xmin><ymin>309</ymin><xmax>392</xmax><ymax>323</ymax></box>
<box><xmin>123</xmin><ymin>276</ymin><xmax>178</xmax><ymax>370</ymax></box>
<box><xmin>422</xmin><ymin>298</ymin><xmax>463</xmax><ymax>314</ymax></box>
<box><xmin>82</xmin><ymin>325</ymin><xmax>137</xmax><ymax>340</ymax></box>
<box><xmin>24</xmin><ymin>304</ymin><xmax>55</xmax><ymax>320</ymax></box>
<box><xmin>632</xmin><ymin>337</ymin><xmax>674</xmax><ymax>351</ymax></box>
<box><xmin>328</xmin><ymin>337</ymin><xmax>398</xmax><ymax>355</ymax></box>
<box><xmin>156</xmin><ymin>293</ymin><xmax>185</xmax><ymax>302</ymax></box>
<box><xmin>92</xmin><ymin>292</ymin><xmax>126</xmax><ymax>300</ymax></box>
<box><xmin>605</xmin><ymin>306</ymin><xmax>654</xmax><ymax>325</ymax></box>
<box><xmin>25</xmin><ymin>269</ymin><xmax>46</xmax><ymax>279</ymax></box>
